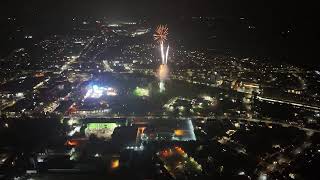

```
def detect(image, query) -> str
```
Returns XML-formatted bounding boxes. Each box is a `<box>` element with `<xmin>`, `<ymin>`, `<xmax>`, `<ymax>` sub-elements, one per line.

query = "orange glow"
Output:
<box><xmin>111</xmin><ymin>159</ymin><xmax>119</xmax><ymax>169</ymax></box>
<box><xmin>68</xmin><ymin>106</ymin><xmax>77</xmax><ymax>114</ymax></box>
<box><xmin>158</xmin><ymin>64</ymin><xmax>169</xmax><ymax>80</ymax></box>
<box><xmin>65</xmin><ymin>140</ymin><xmax>79</xmax><ymax>146</ymax></box>
<box><xmin>175</xmin><ymin>146</ymin><xmax>185</xmax><ymax>154</ymax></box>
<box><xmin>161</xmin><ymin>149</ymin><xmax>174</xmax><ymax>158</ymax></box>
<box><xmin>34</xmin><ymin>72</ymin><xmax>45</xmax><ymax>77</ymax></box>
<box><xmin>138</xmin><ymin>127</ymin><xmax>146</xmax><ymax>134</ymax></box>
<box><xmin>174</xmin><ymin>129</ymin><xmax>185</xmax><ymax>136</ymax></box>
<box><xmin>161</xmin><ymin>150</ymin><xmax>169</xmax><ymax>157</ymax></box>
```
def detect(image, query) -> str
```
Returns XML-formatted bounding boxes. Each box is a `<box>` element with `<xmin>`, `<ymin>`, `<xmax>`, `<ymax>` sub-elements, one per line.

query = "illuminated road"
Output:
<box><xmin>65</xmin><ymin>114</ymin><xmax>320</xmax><ymax>133</ymax></box>
<box><xmin>234</xmin><ymin>117</ymin><xmax>320</xmax><ymax>133</ymax></box>
<box><xmin>256</xmin><ymin>96</ymin><xmax>320</xmax><ymax>111</ymax></box>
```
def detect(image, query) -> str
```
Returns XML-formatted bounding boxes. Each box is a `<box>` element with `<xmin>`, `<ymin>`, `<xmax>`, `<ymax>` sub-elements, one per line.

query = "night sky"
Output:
<box><xmin>1</xmin><ymin>0</ymin><xmax>318</xmax><ymax>68</ymax></box>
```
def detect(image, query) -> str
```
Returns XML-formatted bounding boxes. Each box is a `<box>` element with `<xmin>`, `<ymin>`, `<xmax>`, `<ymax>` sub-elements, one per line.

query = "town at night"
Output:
<box><xmin>0</xmin><ymin>1</ymin><xmax>319</xmax><ymax>180</ymax></box>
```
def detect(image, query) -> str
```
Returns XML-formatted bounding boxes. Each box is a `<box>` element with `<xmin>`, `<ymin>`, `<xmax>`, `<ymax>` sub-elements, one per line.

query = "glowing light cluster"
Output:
<box><xmin>111</xmin><ymin>159</ymin><xmax>120</xmax><ymax>169</ymax></box>
<box><xmin>158</xmin><ymin>64</ymin><xmax>169</xmax><ymax>80</ymax></box>
<box><xmin>157</xmin><ymin>146</ymin><xmax>202</xmax><ymax>178</ymax></box>
<box><xmin>106</xmin><ymin>87</ymin><xmax>117</xmax><ymax>96</ymax></box>
<box><xmin>133</xmin><ymin>87</ymin><xmax>150</xmax><ymax>97</ymax></box>
<box><xmin>174</xmin><ymin>129</ymin><xmax>185</xmax><ymax>136</ymax></box>
<box><xmin>84</xmin><ymin>85</ymin><xmax>117</xmax><ymax>99</ymax></box>
<box><xmin>159</xmin><ymin>81</ymin><xmax>165</xmax><ymax>92</ymax></box>
<box><xmin>202</xmin><ymin>95</ymin><xmax>215</xmax><ymax>102</ymax></box>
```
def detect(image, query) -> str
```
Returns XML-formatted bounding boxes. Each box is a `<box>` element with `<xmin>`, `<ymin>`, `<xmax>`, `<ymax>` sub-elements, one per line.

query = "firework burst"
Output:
<box><xmin>153</xmin><ymin>25</ymin><xmax>168</xmax><ymax>44</ymax></box>
<box><xmin>154</xmin><ymin>24</ymin><xmax>170</xmax><ymax>92</ymax></box>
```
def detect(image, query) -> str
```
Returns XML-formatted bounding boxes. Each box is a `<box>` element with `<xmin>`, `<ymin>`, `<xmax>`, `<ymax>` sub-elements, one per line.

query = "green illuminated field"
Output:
<box><xmin>133</xmin><ymin>87</ymin><xmax>150</xmax><ymax>97</ymax></box>
<box><xmin>86</xmin><ymin>123</ymin><xmax>118</xmax><ymax>130</ymax></box>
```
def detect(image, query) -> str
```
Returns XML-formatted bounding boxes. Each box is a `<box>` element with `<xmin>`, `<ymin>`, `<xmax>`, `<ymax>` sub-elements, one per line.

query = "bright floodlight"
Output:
<box><xmin>133</xmin><ymin>87</ymin><xmax>150</xmax><ymax>97</ymax></box>
<box><xmin>159</xmin><ymin>81</ymin><xmax>165</xmax><ymax>92</ymax></box>
<box><xmin>84</xmin><ymin>85</ymin><xmax>117</xmax><ymax>99</ymax></box>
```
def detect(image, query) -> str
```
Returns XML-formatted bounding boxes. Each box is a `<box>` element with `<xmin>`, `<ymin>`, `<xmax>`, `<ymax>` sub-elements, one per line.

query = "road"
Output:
<box><xmin>65</xmin><ymin>114</ymin><xmax>320</xmax><ymax>133</ymax></box>
<box><xmin>257</xmin><ymin>96</ymin><xmax>320</xmax><ymax>111</ymax></box>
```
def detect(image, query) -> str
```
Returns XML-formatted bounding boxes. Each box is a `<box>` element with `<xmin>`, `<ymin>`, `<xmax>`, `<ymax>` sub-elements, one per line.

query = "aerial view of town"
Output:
<box><xmin>0</xmin><ymin>1</ymin><xmax>319</xmax><ymax>180</ymax></box>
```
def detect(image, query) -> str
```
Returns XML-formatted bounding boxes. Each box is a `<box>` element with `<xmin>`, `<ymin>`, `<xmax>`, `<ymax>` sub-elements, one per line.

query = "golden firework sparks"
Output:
<box><xmin>153</xmin><ymin>25</ymin><xmax>168</xmax><ymax>44</ymax></box>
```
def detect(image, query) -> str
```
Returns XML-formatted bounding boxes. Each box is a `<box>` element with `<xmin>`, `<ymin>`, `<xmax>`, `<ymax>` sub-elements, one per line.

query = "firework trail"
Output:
<box><xmin>161</xmin><ymin>42</ymin><xmax>165</xmax><ymax>64</ymax></box>
<box><xmin>165</xmin><ymin>45</ymin><xmax>169</xmax><ymax>64</ymax></box>
<box><xmin>154</xmin><ymin>25</ymin><xmax>169</xmax><ymax>65</ymax></box>
<box><xmin>154</xmin><ymin>25</ymin><xmax>170</xmax><ymax>92</ymax></box>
